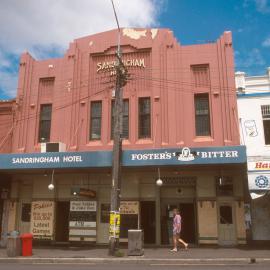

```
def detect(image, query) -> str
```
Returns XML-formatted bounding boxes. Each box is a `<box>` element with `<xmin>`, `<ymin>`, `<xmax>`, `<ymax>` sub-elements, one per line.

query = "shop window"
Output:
<box><xmin>90</xmin><ymin>101</ymin><xmax>102</xmax><ymax>140</ymax></box>
<box><xmin>191</xmin><ymin>64</ymin><xmax>210</xmax><ymax>87</ymax></box>
<box><xmin>138</xmin><ymin>97</ymin><xmax>151</xmax><ymax>138</ymax></box>
<box><xmin>100</xmin><ymin>203</ymin><xmax>110</xmax><ymax>223</ymax></box>
<box><xmin>261</xmin><ymin>105</ymin><xmax>270</xmax><ymax>145</ymax></box>
<box><xmin>216</xmin><ymin>176</ymin><xmax>234</xmax><ymax>196</ymax></box>
<box><xmin>111</xmin><ymin>99</ymin><xmax>129</xmax><ymax>139</ymax></box>
<box><xmin>194</xmin><ymin>93</ymin><xmax>211</xmax><ymax>136</ymax></box>
<box><xmin>38</xmin><ymin>104</ymin><xmax>52</xmax><ymax>143</ymax></box>
<box><xmin>21</xmin><ymin>203</ymin><xmax>31</xmax><ymax>222</ymax></box>
<box><xmin>219</xmin><ymin>206</ymin><xmax>233</xmax><ymax>224</ymax></box>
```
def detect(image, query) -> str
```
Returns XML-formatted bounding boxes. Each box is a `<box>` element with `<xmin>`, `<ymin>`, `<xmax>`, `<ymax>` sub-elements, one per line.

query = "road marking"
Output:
<box><xmin>150</xmin><ymin>263</ymin><xmax>249</xmax><ymax>266</ymax></box>
<box><xmin>32</xmin><ymin>263</ymin><xmax>96</xmax><ymax>265</ymax></box>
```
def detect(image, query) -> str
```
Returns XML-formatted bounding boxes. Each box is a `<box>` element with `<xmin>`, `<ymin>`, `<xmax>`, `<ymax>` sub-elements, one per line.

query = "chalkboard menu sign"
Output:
<box><xmin>69</xmin><ymin>201</ymin><xmax>97</xmax><ymax>242</ymax></box>
<box><xmin>30</xmin><ymin>201</ymin><xmax>55</xmax><ymax>240</ymax></box>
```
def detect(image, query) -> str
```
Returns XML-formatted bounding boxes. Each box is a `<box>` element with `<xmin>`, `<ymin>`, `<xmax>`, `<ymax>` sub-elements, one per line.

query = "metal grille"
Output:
<box><xmin>192</xmin><ymin>65</ymin><xmax>210</xmax><ymax>87</ymax></box>
<box><xmin>162</xmin><ymin>177</ymin><xmax>196</xmax><ymax>186</ymax></box>
<box><xmin>261</xmin><ymin>105</ymin><xmax>270</xmax><ymax>119</ymax></box>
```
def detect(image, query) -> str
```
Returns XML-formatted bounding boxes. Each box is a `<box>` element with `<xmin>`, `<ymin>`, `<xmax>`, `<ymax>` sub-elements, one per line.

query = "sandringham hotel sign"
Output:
<box><xmin>96</xmin><ymin>58</ymin><xmax>146</xmax><ymax>75</ymax></box>
<box><xmin>0</xmin><ymin>146</ymin><xmax>246</xmax><ymax>170</ymax></box>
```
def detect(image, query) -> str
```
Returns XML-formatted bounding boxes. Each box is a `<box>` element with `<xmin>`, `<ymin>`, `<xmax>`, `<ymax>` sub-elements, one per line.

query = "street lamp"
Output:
<box><xmin>48</xmin><ymin>170</ymin><xmax>55</xmax><ymax>191</ymax></box>
<box><xmin>156</xmin><ymin>168</ymin><xmax>163</xmax><ymax>186</ymax></box>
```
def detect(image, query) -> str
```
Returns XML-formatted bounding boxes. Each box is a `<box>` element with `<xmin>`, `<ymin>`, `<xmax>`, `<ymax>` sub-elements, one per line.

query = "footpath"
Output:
<box><xmin>0</xmin><ymin>246</ymin><xmax>270</xmax><ymax>265</ymax></box>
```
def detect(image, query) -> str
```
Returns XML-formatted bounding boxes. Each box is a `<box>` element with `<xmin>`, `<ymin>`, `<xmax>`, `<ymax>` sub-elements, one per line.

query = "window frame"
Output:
<box><xmin>111</xmin><ymin>99</ymin><xmax>129</xmax><ymax>140</ymax></box>
<box><xmin>261</xmin><ymin>105</ymin><xmax>270</xmax><ymax>145</ymax></box>
<box><xmin>89</xmin><ymin>100</ymin><xmax>102</xmax><ymax>141</ymax></box>
<box><xmin>194</xmin><ymin>93</ymin><xmax>211</xmax><ymax>137</ymax></box>
<box><xmin>138</xmin><ymin>97</ymin><xmax>151</xmax><ymax>139</ymax></box>
<box><xmin>38</xmin><ymin>104</ymin><xmax>52</xmax><ymax>143</ymax></box>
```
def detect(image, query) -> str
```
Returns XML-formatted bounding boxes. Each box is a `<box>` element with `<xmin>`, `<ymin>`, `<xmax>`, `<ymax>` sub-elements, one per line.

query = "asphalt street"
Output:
<box><xmin>0</xmin><ymin>263</ymin><xmax>269</xmax><ymax>270</ymax></box>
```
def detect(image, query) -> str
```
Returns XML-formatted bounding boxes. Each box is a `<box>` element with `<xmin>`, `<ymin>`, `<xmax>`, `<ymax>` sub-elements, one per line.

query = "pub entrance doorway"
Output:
<box><xmin>161</xmin><ymin>200</ymin><xmax>197</xmax><ymax>245</ymax></box>
<box><xmin>55</xmin><ymin>201</ymin><xmax>70</xmax><ymax>242</ymax></box>
<box><xmin>140</xmin><ymin>201</ymin><xmax>156</xmax><ymax>244</ymax></box>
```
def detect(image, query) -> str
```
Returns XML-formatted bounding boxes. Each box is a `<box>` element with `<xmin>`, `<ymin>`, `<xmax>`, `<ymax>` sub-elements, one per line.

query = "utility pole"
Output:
<box><xmin>109</xmin><ymin>0</ymin><xmax>128</xmax><ymax>255</ymax></box>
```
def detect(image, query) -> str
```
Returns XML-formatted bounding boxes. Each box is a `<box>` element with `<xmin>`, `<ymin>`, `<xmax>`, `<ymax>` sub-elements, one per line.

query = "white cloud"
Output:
<box><xmin>235</xmin><ymin>48</ymin><xmax>265</xmax><ymax>69</ymax></box>
<box><xmin>0</xmin><ymin>0</ymin><xmax>163</xmax><ymax>97</ymax></box>
<box><xmin>243</xmin><ymin>0</ymin><xmax>270</xmax><ymax>13</ymax></box>
<box><xmin>262</xmin><ymin>37</ymin><xmax>270</xmax><ymax>47</ymax></box>
<box><xmin>255</xmin><ymin>0</ymin><xmax>270</xmax><ymax>13</ymax></box>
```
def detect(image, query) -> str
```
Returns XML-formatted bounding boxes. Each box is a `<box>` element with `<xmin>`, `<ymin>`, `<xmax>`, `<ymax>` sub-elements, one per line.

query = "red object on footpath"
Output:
<box><xmin>20</xmin><ymin>233</ymin><xmax>33</xmax><ymax>256</ymax></box>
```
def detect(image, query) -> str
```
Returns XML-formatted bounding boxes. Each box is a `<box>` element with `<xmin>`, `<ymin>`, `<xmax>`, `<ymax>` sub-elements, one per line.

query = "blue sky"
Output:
<box><xmin>0</xmin><ymin>0</ymin><xmax>269</xmax><ymax>99</ymax></box>
<box><xmin>158</xmin><ymin>0</ymin><xmax>270</xmax><ymax>75</ymax></box>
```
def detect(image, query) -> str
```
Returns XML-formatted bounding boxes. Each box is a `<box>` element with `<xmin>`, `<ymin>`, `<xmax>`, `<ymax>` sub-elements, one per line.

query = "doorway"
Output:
<box><xmin>218</xmin><ymin>203</ymin><xmax>236</xmax><ymax>246</ymax></box>
<box><xmin>55</xmin><ymin>201</ymin><xmax>70</xmax><ymax>242</ymax></box>
<box><xmin>0</xmin><ymin>200</ymin><xmax>3</xmax><ymax>240</ymax></box>
<box><xmin>140</xmin><ymin>201</ymin><xmax>156</xmax><ymax>244</ymax></box>
<box><xmin>161</xmin><ymin>201</ymin><xmax>196</xmax><ymax>245</ymax></box>
<box><xmin>179</xmin><ymin>203</ymin><xmax>196</xmax><ymax>244</ymax></box>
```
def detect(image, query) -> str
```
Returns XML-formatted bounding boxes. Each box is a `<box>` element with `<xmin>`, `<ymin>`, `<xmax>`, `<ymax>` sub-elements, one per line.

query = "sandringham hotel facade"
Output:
<box><xmin>0</xmin><ymin>28</ymin><xmax>247</xmax><ymax>247</ymax></box>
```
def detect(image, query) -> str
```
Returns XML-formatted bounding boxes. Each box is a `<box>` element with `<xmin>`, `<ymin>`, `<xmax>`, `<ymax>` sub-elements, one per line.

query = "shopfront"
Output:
<box><xmin>247</xmin><ymin>161</ymin><xmax>270</xmax><ymax>242</ymax></box>
<box><xmin>0</xmin><ymin>145</ymin><xmax>247</xmax><ymax>246</ymax></box>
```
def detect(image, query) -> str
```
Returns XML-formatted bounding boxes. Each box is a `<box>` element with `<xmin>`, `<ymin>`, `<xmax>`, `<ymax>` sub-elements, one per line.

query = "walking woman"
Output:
<box><xmin>171</xmin><ymin>208</ymin><xmax>188</xmax><ymax>252</ymax></box>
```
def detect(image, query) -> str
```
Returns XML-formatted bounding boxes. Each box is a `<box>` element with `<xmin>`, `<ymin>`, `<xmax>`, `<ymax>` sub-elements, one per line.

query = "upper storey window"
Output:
<box><xmin>90</xmin><ymin>101</ymin><xmax>102</xmax><ymax>140</ymax></box>
<box><xmin>261</xmin><ymin>105</ymin><xmax>270</xmax><ymax>145</ymax></box>
<box><xmin>111</xmin><ymin>99</ymin><xmax>129</xmax><ymax>140</ymax></box>
<box><xmin>38</xmin><ymin>104</ymin><xmax>52</xmax><ymax>143</ymax></box>
<box><xmin>138</xmin><ymin>97</ymin><xmax>151</xmax><ymax>139</ymax></box>
<box><xmin>194</xmin><ymin>94</ymin><xmax>211</xmax><ymax>136</ymax></box>
<box><xmin>191</xmin><ymin>65</ymin><xmax>210</xmax><ymax>87</ymax></box>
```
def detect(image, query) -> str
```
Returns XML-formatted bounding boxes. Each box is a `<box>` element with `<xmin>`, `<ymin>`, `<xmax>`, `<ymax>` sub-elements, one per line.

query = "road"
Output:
<box><xmin>0</xmin><ymin>263</ymin><xmax>269</xmax><ymax>270</ymax></box>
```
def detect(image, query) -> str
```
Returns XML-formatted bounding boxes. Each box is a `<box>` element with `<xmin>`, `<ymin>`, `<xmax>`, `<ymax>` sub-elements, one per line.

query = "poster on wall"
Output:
<box><xmin>30</xmin><ymin>201</ymin><xmax>55</xmax><ymax>240</ymax></box>
<box><xmin>109</xmin><ymin>211</ymin><xmax>120</xmax><ymax>239</ymax></box>
<box><xmin>69</xmin><ymin>201</ymin><xmax>97</xmax><ymax>242</ymax></box>
<box><xmin>244</xmin><ymin>120</ymin><xmax>258</xmax><ymax>137</ymax></box>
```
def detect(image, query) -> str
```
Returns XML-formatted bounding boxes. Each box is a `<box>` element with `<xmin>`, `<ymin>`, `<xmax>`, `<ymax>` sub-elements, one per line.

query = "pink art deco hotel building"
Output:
<box><xmin>0</xmin><ymin>29</ymin><xmax>247</xmax><ymax>247</ymax></box>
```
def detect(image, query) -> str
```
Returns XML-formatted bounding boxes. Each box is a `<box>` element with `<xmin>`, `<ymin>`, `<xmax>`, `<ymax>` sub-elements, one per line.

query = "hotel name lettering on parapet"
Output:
<box><xmin>96</xmin><ymin>58</ymin><xmax>146</xmax><ymax>75</ymax></box>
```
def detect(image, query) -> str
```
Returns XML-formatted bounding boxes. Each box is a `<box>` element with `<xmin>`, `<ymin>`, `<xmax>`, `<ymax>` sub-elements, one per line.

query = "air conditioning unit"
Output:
<box><xmin>41</xmin><ymin>142</ymin><xmax>66</xmax><ymax>153</ymax></box>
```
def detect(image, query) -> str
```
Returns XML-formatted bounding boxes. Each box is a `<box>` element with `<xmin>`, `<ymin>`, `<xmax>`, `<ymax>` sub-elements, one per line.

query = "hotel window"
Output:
<box><xmin>111</xmin><ymin>99</ymin><xmax>129</xmax><ymax>139</ymax></box>
<box><xmin>90</xmin><ymin>101</ymin><xmax>102</xmax><ymax>140</ymax></box>
<box><xmin>191</xmin><ymin>64</ymin><xmax>210</xmax><ymax>87</ymax></box>
<box><xmin>194</xmin><ymin>94</ymin><xmax>211</xmax><ymax>136</ymax></box>
<box><xmin>38</xmin><ymin>104</ymin><xmax>52</xmax><ymax>143</ymax></box>
<box><xmin>261</xmin><ymin>105</ymin><xmax>270</xmax><ymax>145</ymax></box>
<box><xmin>138</xmin><ymin>97</ymin><xmax>151</xmax><ymax>138</ymax></box>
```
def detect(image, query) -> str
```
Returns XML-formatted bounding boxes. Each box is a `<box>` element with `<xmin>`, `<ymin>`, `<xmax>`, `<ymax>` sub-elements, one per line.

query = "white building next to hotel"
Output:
<box><xmin>236</xmin><ymin>67</ymin><xmax>270</xmax><ymax>243</ymax></box>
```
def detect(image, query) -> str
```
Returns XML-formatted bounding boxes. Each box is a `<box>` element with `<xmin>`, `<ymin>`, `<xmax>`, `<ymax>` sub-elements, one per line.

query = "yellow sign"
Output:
<box><xmin>97</xmin><ymin>58</ymin><xmax>146</xmax><ymax>73</ymax></box>
<box><xmin>120</xmin><ymin>201</ymin><xmax>139</xmax><ymax>215</ymax></box>
<box><xmin>109</xmin><ymin>211</ymin><xmax>120</xmax><ymax>238</ymax></box>
<box><xmin>30</xmin><ymin>201</ymin><xmax>55</xmax><ymax>240</ymax></box>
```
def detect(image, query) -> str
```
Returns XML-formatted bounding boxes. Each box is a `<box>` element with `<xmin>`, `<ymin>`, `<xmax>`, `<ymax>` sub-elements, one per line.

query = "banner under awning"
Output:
<box><xmin>248</xmin><ymin>173</ymin><xmax>270</xmax><ymax>199</ymax></box>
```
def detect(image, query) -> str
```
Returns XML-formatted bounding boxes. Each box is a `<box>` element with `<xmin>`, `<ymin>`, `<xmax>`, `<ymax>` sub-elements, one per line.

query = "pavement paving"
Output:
<box><xmin>1</xmin><ymin>263</ymin><xmax>270</xmax><ymax>270</ymax></box>
<box><xmin>0</xmin><ymin>246</ymin><xmax>269</xmax><ymax>265</ymax></box>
